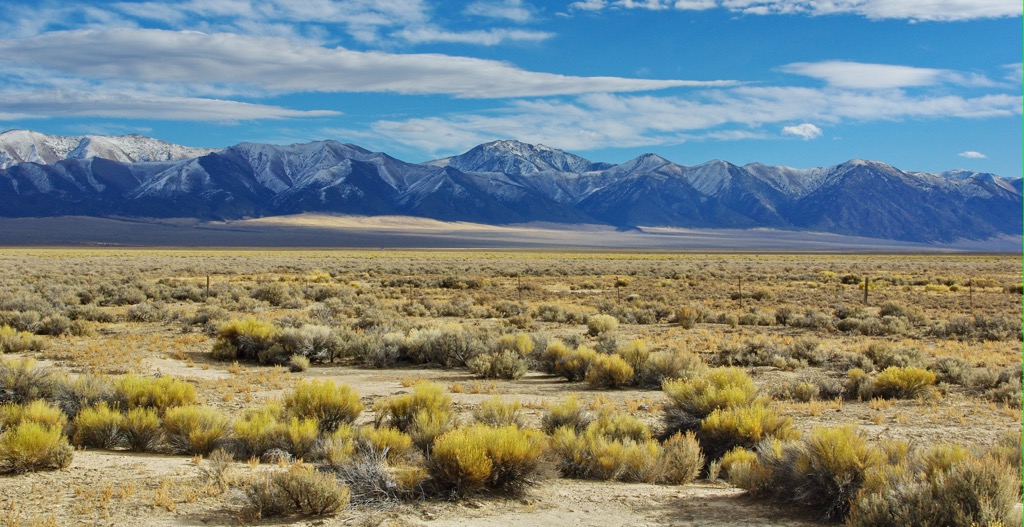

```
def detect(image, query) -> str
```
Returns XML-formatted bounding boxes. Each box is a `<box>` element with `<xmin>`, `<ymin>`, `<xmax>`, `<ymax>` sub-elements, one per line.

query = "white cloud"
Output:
<box><xmin>392</xmin><ymin>26</ymin><xmax>553</xmax><ymax>45</ymax></box>
<box><xmin>0</xmin><ymin>89</ymin><xmax>339</xmax><ymax>121</ymax></box>
<box><xmin>0</xmin><ymin>29</ymin><xmax>733</xmax><ymax>99</ymax></box>
<box><xmin>571</xmin><ymin>0</ymin><xmax>1021</xmax><ymax>20</ymax></box>
<box><xmin>569</xmin><ymin>0</ymin><xmax>608</xmax><ymax>10</ymax></box>
<box><xmin>780</xmin><ymin>61</ymin><xmax>997</xmax><ymax>89</ymax></box>
<box><xmin>840</xmin><ymin>0</ymin><xmax>1021</xmax><ymax>22</ymax></box>
<box><xmin>618</xmin><ymin>0</ymin><xmax>671</xmax><ymax>9</ymax></box>
<box><xmin>350</xmin><ymin>87</ymin><xmax>1021</xmax><ymax>155</ymax></box>
<box><xmin>958</xmin><ymin>151</ymin><xmax>987</xmax><ymax>159</ymax></box>
<box><xmin>108</xmin><ymin>0</ymin><xmax>432</xmax><ymax>44</ymax></box>
<box><xmin>465</xmin><ymin>0</ymin><xmax>536</xmax><ymax>22</ymax></box>
<box><xmin>1004</xmin><ymin>63</ymin><xmax>1023</xmax><ymax>84</ymax></box>
<box><xmin>14</xmin><ymin>1</ymin><xmax>554</xmax><ymax>47</ymax></box>
<box><xmin>674</xmin><ymin>0</ymin><xmax>718</xmax><ymax>9</ymax></box>
<box><xmin>781</xmin><ymin>123</ymin><xmax>823</xmax><ymax>140</ymax></box>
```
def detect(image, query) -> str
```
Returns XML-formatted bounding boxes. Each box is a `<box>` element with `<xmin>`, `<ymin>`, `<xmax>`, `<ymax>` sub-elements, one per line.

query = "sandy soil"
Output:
<box><xmin>0</xmin><ymin>449</ymin><xmax>819</xmax><ymax>527</ymax></box>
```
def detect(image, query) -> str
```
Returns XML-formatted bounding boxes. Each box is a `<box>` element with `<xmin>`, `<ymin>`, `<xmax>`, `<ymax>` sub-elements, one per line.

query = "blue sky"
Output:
<box><xmin>0</xmin><ymin>0</ymin><xmax>1020</xmax><ymax>176</ymax></box>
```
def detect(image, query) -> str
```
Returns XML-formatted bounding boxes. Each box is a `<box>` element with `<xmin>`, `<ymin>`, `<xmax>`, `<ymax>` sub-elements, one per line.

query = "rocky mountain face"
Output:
<box><xmin>0</xmin><ymin>132</ymin><xmax>1019</xmax><ymax>243</ymax></box>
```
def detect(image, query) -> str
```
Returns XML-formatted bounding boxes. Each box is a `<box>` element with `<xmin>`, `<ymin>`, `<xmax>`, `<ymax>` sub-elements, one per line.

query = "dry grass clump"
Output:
<box><xmin>849</xmin><ymin>446</ymin><xmax>1022</xmax><ymax>527</ymax></box>
<box><xmin>553</xmin><ymin>345</ymin><xmax>598</xmax><ymax>382</ymax></box>
<box><xmin>0</xmin><ymin>358</ymin><xmax>58</xmax><ymax>404</ymax></box>
<box><xmin>843</xmin><ymin>368</ymin><xmax>873</xmax><ymax>401</ymax></box>
<box><xmin>676</xmin><ymin>306</ymin><xmax>702</xmax><ymax>329</ymax></box>
<box><xmin>70</xmin><ymin>402</ymin><xmax>124</xmax><ymax>449</ymax></box>
<box><xmin>53</xmin><ymin>374</ymin><xmax>116</xmax><ymax>419</ymax></box>
<box><xmin>0</xmin><ymin>399</ymin><xmax>67</xmax><ymax>431</ymax></box>
<box><xmin>718</xmin><ymin>446</ymin><xmax>758</xmax><ymax>483</ymax></box>
<box><xmin>332</xmin><ymin>445</ymin><xmax>425</xmax><ymax>505</ymax></box>
<box><xmin>492</xmin><ymin>332</ymin><xmax>534</xmax><ymax>356</ymax></box>
<box><xmin>0</xmin><ymin>421</ymin><xmax>73</xmax><ymax>473</ymax></box>
<box><xmin>232</xmin><ymin>404</ymin><xmax>282</xmax><ymax>459</ymax></box>
<box><xmin>0</xmin><ymin>325</ymin><xmax>44</xmax><ymax>354</ymax></box>
<box><xmin>589</xmin><ymin>411</ymin><xmax>651</xmax><ymax>443</ymax></box>
<box><xmin>162</xmin><ymin>405</ymin><xmax>231</xmax><ymax>455</ymax></box>
<box><xmin>534</xmin><ymin>303</ymin><xmax>589</xmax><ymax>324</ymax></box>
<box><xmin>538</xmin><ymin>339</ymin><xmax>571</xmax><ymax>374</ymax></box>
<box><xmin>243</xmin><ymin>462</ymin><xmax>349</xmax><ymax>517</ymax></box>
<box><xmin>540</xmin><ymin>395</ymin><xmax>593</xmax><ymax>434</ymax></box>
<box><xmin>403</xmin><ymin>323</ymin><xmax>483</xmax><ymax>368</ymax></box>
<box><xmin>473</xmin><ymin>397</ymin><xmax>526</xmax><ymax>428</ymax></box>
<box><xmin>731</xmin><ymin>425</ymin><xmax>1022</xmax><ymax>526</ymax></box>
<box><xmin>635</xmin><ymin>349</ymin><xmax>704</xmax><ymax>388</ymax></box>
<box><xmin>113</xmin><ymin>374</ymin><xmax>196</xmax><ymax>414</ymax></box>
<box><xmin>615</xmin><ymin>339</ymin><xmax>649</xmax><ymax>372</ymax></box>
<box><xmin>123</xmin><ymin>406</ymin><xmax>162</xmax><ymax>452</ymax></box>
<box><xmin>354</xmin><ymin>426</ymin><xmax>416</xmax><ymax>464</ymax></box>
<box><xmin>373</xmin><ymin>382</ymin><xmax>455</xmax><ymax>453</ymax></box>
<box><xmin>585</xmin><ymin>353</ymin><xmax>635</xmax><ymax>389</ymax></box>
<box><xmin>698</xmin><ymin>403</ymin><xmax>797</xmax><ymax>461</ymax></box>
<box><xmin>869</xmin><ymin>366</ymin><xmax>936</xmax><ymax>399</ymax></box>
<box><xmin>468</xmin><ymin>350</ymin><xmax>528</xmax><ymax>380</ymax></box>
<box><xmin>287</xmin><ymin>354</ymin><xmax>310</xmax><ymax>372</ymax></box>
<box><xmin>931</xmin><ymin>314</ymin><xmax>1021</xmax><ymax>341</ymax></box>
<box><xmin>549</xmin><ymin>425</ymin><xmax>661</xmax><ymax>483</ymax></box>
<box><xmin>737</xmin><ymin>426</ymin><xmax>885</xmax><ymax>522</ymax></box>
<box><xmin>283</xmin><ymin>379</ymin><xmax>362</xmax><ymax>433</ymax></box>
<box><xmin>773</xmin><ymin>380</ymin><xmax>821</xmax><ymax>402</ymax></box>
<box><xmin>275</xmin><ymin>417</ymin><xmax>321</xmax><ymax>460</ymax></box>
<box><xmin>662</xmin><ymin>367</ymin><xmax>756</xmax><ymax>436</ymax></box>
<box><xmin>210</xmin><ymin>318</ymin><xmax>279</xmax><ymax>362</ymax></box>
<box><xmin>428</xmin><ymin>424</ymin><xmax>549</xmax><ymax>496</ymax></box>
<box><xmin>275</xmin><ymin>324</ymin><xmax>344</xmax><ymax>364</ymax></box>
<box><xmin>658</xmin><ymin>431</ymin><xmax>705</xmax><ymax>485</ymax></box>
<box><xmin>983</xmin><ymin>430</ymin><xmax>1022</xmax><ymax>479</ymax></box>
<box><xmin>545</xmin><ymin>407</ymin><xmax>664</xmax><ymax>483</ymax></box>
<box><xmin>233</xmin><ymin>387</ymin><xmax>362</xmax><ymax>461</ymax></box>
<box><xmin>586</xmin><ymin>314</ymin><xmax>618</xmax><ymax>336</ymax></box>
<box><xmin>0</xmin><ymin>400</ymin><xmax>73</xmax><ymax>473</ymax></box>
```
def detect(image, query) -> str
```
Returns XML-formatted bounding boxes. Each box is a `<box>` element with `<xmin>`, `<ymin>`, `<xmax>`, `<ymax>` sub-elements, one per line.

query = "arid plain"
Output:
<box><xmin>0</xmin><ymin>249</ymin><xmax>1019</xmax><ymax>526</ymax></box>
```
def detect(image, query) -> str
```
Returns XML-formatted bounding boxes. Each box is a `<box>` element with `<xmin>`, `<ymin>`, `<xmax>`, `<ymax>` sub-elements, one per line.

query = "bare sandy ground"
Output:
<box><xmin>1</xmin><ymin>448</ymin><xmax>819</xmax><ymax>527</ymax></box>
<box><xmin>1</xmin><ymin>214</ymin><xmax>1017</xmax><ymax>251</ymax></box>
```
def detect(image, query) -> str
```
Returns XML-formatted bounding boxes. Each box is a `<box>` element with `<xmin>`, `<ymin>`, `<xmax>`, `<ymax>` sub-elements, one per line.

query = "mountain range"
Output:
<box><xmin>0</xmin><ymin>129</ymin><xmax>1019</xmax><ymax>243</ymax></box>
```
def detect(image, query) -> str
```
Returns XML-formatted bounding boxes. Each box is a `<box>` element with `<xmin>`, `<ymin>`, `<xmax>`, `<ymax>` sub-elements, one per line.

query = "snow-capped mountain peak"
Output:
<box><xmin>0</xmin><ymin>129</ymin><xmax>218</xmax><ymax>169</ymax></box>
<box><xmin>429</xmin><ymin>139</ymin><xmax>606</xmax><ymax>175</ymax></box>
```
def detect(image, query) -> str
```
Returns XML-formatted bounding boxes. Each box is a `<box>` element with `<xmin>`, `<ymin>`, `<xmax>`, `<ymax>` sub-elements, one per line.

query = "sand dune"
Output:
<box><xmin>0</xmin><ymin>214</ymin><xmax>1017</xmax><ymax>251</ymax></box>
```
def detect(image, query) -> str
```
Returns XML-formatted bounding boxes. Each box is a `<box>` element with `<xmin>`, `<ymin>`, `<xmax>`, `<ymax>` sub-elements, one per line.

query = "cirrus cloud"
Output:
<box><xmin>0</xmin><ymin>29</ymin><xmax>733</xmax><ymax>99</ymax></box>
<box><xmin>465</xmin><ymin>0</ymin><xmax>536</xmax><ymax>22</ymax></box>
<box><xmin>568</xmin><ymin>0</ymin><xmax>1021</xmax><ymax>21</ymax></box>
<box><xmin>0</xmin><ymin>89</ymin><xmax>339</xmax><ymax>122</ymax></box>
<box><xmin>780</xmin><ymin>61</ymin><xmax>997</xmax><ymax>89</ymax></box>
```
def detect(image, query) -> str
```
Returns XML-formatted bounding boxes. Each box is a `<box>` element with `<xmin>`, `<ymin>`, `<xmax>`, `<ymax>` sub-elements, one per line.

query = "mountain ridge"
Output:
<box><xmin>0</xmin><ymin>131</ymin><xmax>1019</xmax><ymax>244</ymax></box>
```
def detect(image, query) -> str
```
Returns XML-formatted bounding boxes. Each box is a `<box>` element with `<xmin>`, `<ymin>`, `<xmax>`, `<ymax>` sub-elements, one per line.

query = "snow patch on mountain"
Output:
<box><xmin>743</xmin><ymin>163</ymin><xmax>829</xmax><ymax>197</ymax></box>
<box><xmin>682</xmin><ymin>160</ymin><xmax>739</xmax><ymax>195</ymax></box>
